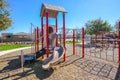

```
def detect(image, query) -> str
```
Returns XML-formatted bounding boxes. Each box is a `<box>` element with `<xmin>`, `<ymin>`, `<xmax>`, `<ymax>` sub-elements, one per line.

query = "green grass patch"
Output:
<box><xmin>0</xmin><ymin>44</ymin><xmax>33</xmax><ymax>51</ymax></box>
<box><xmin>66</xmin><ymin>41</ymin><xmax>81</xmax><ymax>44</ymax></box>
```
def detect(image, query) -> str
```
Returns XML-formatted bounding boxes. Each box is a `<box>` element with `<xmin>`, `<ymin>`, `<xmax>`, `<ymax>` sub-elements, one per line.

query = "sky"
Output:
<box><xmin>2</xmin><ymin>0</ymin><xmax>120</xmax><ymax>34</ymax></box>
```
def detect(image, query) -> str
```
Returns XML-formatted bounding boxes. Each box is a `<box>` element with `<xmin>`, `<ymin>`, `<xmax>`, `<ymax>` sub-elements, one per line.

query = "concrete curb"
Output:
<box><xmin>0</xmin><ymin>47</ymin><xmax>32</xmax><ymax>56</ymax></box>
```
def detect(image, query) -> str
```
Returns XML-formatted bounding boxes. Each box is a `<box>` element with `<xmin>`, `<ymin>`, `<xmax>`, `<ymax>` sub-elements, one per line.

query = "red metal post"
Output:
<box><xmin>63</xmin><ymin>13</ymin><xmax>66</xmax><ymax>61</ymax></box>
<box><xmin>108</xmin><ymin>32</ymin><xmax>110</xmax><ymax>48</ymax></box>
<box><xmin>82</xmin><ymin>27</ymin><xmax>84</xmax><ymax>58</ymax></box>
<box><xmin>34</xmin><ymin>28</ymin><xmax>37</xmax><ymax>52</ymax></box>
<box><xmin>118</xmin><ymin>21</ymin><xmax>120</xmax><ymax>68</ymax></box>
<box><xmin>46</xmin><ymin>12</ymin><xmax>49</xmax><ymax>58</ymax></box>
<box><xmin>36</xmin><ymin>27</ymin><xmax>39</xmax><ymax>52</ymax></box>
<box><xmin>102</xmin><ymin>32</ymin><xmax>103</xmax><ymax>50</ymax></box>
<box><xmin>41</xmin><ymin>17</ymin><xmax>44</xmax><ymax>59</ymax></box>
<box><xmin>73</xmin><ymin>29</ymin><xmax>75</xmax><ymax>55</ymax></box>
<box><xmin>56</xmin><ymin>17</ymin><xmax>58</xmax><ymax>46</ymax></box>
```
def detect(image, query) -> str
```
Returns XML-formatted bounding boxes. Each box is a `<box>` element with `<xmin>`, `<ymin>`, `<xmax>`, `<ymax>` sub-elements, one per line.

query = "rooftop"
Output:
<box><xmin>40</xmin><ymin>3</ymin><xmax>67</xmax><ymax>18</ymax></box>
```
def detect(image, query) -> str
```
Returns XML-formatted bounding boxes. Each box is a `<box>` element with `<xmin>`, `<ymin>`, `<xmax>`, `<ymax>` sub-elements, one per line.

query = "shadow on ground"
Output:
<box><xmin>114</xmin><ymin>68</ymin><xmax>120</xmax><ymax>80</ymax></box>
<box><xmin>70</xmin><ymin>57</ymin><xmax>120</xmax><ymax>80</ymax></box>
<box><xmin>23</xmin><ymin>61</ymin><xmax>54</xmax><ymax>80</ymax></box>
<box><xmin>0</xmin><ymin>56</ymin><xmax>21</xmax><ymax>73</ymax></box>
<box><xmin>1</xmin><ymin>53</ymin><xmax>120</xmax><ymax>80</ymax></box>
<box><xmin>0</xmin><ymin>58</ymin><xmax>54</xmax><ymax>80</ymax></box>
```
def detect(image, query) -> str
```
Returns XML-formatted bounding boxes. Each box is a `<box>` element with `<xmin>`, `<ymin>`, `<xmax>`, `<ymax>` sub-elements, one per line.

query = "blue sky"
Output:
<box><xmin>3</xmin><ymin>0</ymin><xmax>120</xmax><ymax>33</ymax></box>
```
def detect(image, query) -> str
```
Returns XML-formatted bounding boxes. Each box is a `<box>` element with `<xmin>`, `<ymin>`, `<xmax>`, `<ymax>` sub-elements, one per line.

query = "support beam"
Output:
<box><xmin>73</xmin><ymin>29</ymin><xmax>75</xmax><ymax>55</ymax></box>
<box><xmin>118</xmin><ymin>21</ymin><xmax>120</xmax><ymax>68</ymax></box>
<box><xmin>36</xmin><ymin>27</ymin><xmax>39</xmax><ymax>52</ymax></box>
<box><xmin>56</xmin><ymin>17</ymin><xmax>58</xmax><ymax>46</ymax></box>
<box><xmin>82</xmin><ymin>27</ymin><xmax>84</xmax><ymax>58</ymax></box>
<box><xmin>34</xmin><ymin>28</ymin><xmax>37</xmax><ymax>52</ymax></box>
<box><xmin>41</xmin><ymin>17</ymin><xmax>44</xmax><ymax>59</ymax></box>
<box><xmin>63</xmin><ymin>13</ymin><xmax>66</xmax><ymax>61</ymax></box>
<box><xmin>46</xmin><ymin>12</ymin><xmax>49</xmax><ymax>58</ymax></box>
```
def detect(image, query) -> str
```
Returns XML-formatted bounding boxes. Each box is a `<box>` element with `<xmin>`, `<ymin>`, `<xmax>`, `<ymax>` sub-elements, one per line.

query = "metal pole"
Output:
<box><xmin>108</xmin><ymin>32</ymin><xmax>110</xmax><ymax>48</ymax></box>
<box><xmin>30</xmin><ymin>23</ymin><xmax>33</xmax><ymax>53</ymax></box>
<box><xmin>102</xmin><ymin>32</ymin><xmax>103</xmax><ymax>50</ymax></box>
<box><xmin>82</xmin><ymin>27</ymin><xmax>84</xmax><ymax>58</ymax></box>
<box><xmin>21</xmin><ymin>50</ymin><xmax>24</xmax><ymax>72</ymax></box>
<box><xmin>34</xmin><ymin>28</ymin><xmax>37</xmax><ymax>52</ymax></box>
<box><xmin>56</xmin><ymin>17</ymin><xmax>58</xmax><ymax>46</ymax></box>
<box><xmin>118</xmin><ymin>21</ymin><xmax>120</xmax><ymax>68</ymax></box>
<box><xmin>46</xmin><ymin>12</ymin><xmax>49</xmax><ymax>58</ymax></box>
<box><xmin>41</xmin><ymin>17</ymin><xmax>44</xmax><ymax>59</ymax></box>
<box><xmin>63</xmin><ymin>13</ymin><xmax>66</xmax><ymax>61</ymax></box>
<box><xmin>73</xmin><ymin>29</ymin><xmax>75</xmax><ymax>55</ymax></box>
<box><xmin>36</xmin><ymin>27</ymin><xmax>39</xmax><ymax>52</ymax></box>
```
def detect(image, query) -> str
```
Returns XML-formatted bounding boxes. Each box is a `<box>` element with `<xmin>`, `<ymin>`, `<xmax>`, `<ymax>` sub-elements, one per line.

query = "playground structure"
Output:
<box><xmin>21</xmin><ymin>3</ymin><xmax>120</xmax><ymax>71</ymax></box>
<box><xmin>1</xmin><ymin>3</ymin><xmax>120</xmax><ymax>80</ymax></box>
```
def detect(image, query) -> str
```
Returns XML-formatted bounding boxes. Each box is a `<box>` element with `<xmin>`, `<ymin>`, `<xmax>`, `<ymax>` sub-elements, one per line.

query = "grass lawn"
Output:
<box><xmin>66</xmin><ymin>41</ymin><xmax>81</xmax><ymax>44</ymax></box>
<box><xmin>0</xmin><ymin>44</ymin><xmax>33</xmax><ymax>51</ymax></box>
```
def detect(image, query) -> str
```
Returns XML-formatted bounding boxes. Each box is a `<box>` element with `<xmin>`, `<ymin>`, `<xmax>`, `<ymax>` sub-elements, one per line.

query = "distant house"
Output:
<box><xmin>0</xmin><ymin>32</ymin><xmax>33</xmax><ymax>43</ymax></box>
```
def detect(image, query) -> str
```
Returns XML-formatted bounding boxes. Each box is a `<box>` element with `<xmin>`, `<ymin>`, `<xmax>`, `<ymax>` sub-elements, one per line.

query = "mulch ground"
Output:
<box><xmin>0</xmin><ymin>46</ymin><xmax>120</xmax><ymax>80</ymax></box>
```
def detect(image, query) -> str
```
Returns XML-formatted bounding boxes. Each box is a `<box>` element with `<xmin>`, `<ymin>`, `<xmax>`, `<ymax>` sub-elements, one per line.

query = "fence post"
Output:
<box><xmin>118</xmin><ymin>21</ymin><xmax>120</xmax><ymax>68</ymax></box>
<box><xmin>82</xmin><ymin>27</ymin><xmax>84</xmax><ymax>58</ymax></box>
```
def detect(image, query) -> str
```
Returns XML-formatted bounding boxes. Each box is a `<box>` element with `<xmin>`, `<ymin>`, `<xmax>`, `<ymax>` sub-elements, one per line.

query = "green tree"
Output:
<box><xmin>0</xmin><ymin>0</ymin><xmax>12</xmax><ymax>31</ymax></box>
<box><xmin>112</xmin><ymin>19</ymin><xmax>120</xmax><ymax>35</ymax></box>
<box><xmin>85</xmin><ymin>18</ymin><xmax>112</xmax><ymax>35</ymax></box>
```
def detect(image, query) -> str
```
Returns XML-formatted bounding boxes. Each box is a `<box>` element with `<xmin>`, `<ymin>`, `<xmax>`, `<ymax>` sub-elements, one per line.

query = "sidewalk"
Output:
<box><xmin>0</xmin><ymin>47</ymin><xmax>32</xmax><ymax>56</ymax></box>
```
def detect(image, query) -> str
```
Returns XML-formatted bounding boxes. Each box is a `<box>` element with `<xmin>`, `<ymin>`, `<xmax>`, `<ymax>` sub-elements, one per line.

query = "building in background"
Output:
<box><xmin>0</xmin><ymin>32</ymin><xmax>34</xmax><ymax>43</ymax></box>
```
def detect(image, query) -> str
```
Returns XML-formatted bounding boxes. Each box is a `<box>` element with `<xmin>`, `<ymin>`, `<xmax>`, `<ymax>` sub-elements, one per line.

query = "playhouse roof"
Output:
<box><xmin>40</xmin><ymin>3</ymin><xmax>67</xmax><ymax>18</ymax></box>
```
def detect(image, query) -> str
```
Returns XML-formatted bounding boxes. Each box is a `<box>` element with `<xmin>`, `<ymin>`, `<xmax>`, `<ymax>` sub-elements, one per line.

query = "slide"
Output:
<box><xmin>24</xmin><ymin>48</ymin><xmax>46</xmax><ymax>62</ymax></box>
<box><xmin>36</xmin><ymin>48</ymin><xmax>46</xmax><ymax>59</ymax></box>
<box><xmin>42</xmin><ymin>46</ymin><xmax>65</xmax><ymax>70</ymax></box>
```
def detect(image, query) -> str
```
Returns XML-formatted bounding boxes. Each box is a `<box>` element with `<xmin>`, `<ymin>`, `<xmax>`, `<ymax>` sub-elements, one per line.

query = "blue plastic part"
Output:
<box><xmin>24</xmin><ymin>56</ymin><xmax>34</xmax><ymax>61</ymax></box>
